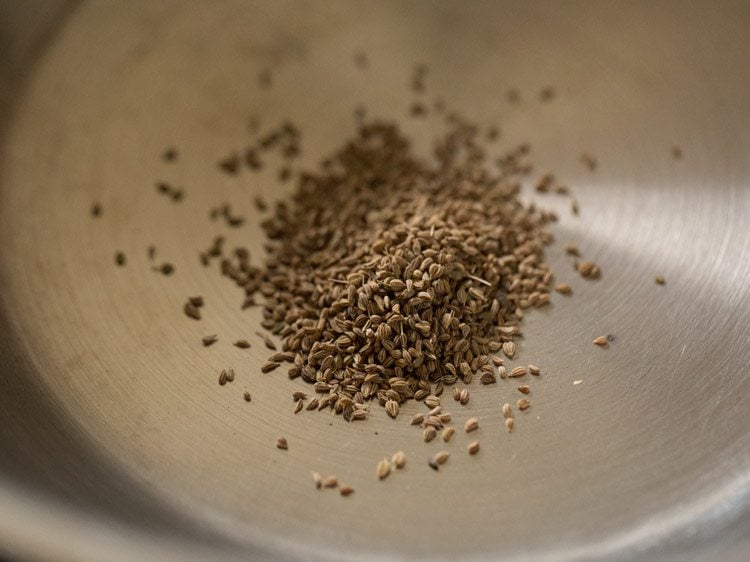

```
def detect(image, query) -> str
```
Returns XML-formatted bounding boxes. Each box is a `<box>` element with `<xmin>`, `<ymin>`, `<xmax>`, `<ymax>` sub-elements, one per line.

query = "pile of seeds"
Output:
<box><xmin>217</xmin><ymin>114</ymin><xmax>563</xmax><ymax>421</ymax></box>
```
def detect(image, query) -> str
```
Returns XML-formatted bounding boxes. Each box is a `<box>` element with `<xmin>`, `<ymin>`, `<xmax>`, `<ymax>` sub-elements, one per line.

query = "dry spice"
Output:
<box><xmin>527</xmin><ymin>364</ymin><xmax>540</xmax><ymax>376</ymax></box>
<box><xmin>294</xmin><ymin>399</ymin><xmax>304</xmax><ymax>414</ymax></box>
<box><xmin>655</xmin><ymin>275</ymin><xmax>665</xmax><ymax>285</ymax></box>
<box><xmin>234</xmin><ymin>339</ymin><xmax>252</xmax><ymax>349</ymax></box>
<box><xmin>312</xmin><ymin>472</ymin><xmax>323</xmax><ymax>489</ymax></box>
<box><xmin>115</xmin><ymin>251</ymin><xmax>126</xmax><ymax>266</ymax></box>
<box><xmin>339</xmin><ymin>484</ymin><xmax>354</xmax><ymax>496</ymax></box>
<box><xmin>467</xmin><ymin>441</ymin><xmax>480</xmax><ymax>455</ymax></box>
<box><xmin>276</xmin><ymin>437</ymin><xmax>288</xmax><ymax>450</ymax></box>
<box><xmin>503</xmin><ymin>342</ymin><xmax>517</xmax><ymax>359</ymax></box>
<box><xmin>261</xmin><ymin>361</ymin><xmax>280</xmax><ymax>373</ymax></box>
<box><xmin>517</xmin><ymin>385</ymin><xmax>530</xmax><ymax>394</ymax></box>
<box><xmin>517</xmin><ymin>398</ymin><xmax>530</xmax><ymax>411</ymax></box>
<box><xmin>593</xmin><ymin>335</ymin><xmax>608</xmax><ymax>347</ymax></box>
<box><xmin>554</xmin><ymin>283</ymin><xmax>572</xmax><ymax>295</ymax></box>
<box><xmin>464</xmin><ymin>417</ymin><xmax>479</xmax><ymax>433</ymax></box>
<box><xmin>385</xmin><ymin>400</ymin><xmax>400</xmax><ymax>419</ymax></box>
<box><xmin>502</xmin><ymin>403</ymin><xmax>512</xmax><ymax>418</ymax></box>
<box><xmin>442</xmin><ymin>427</ymin><xmax>455</xmax><ymax>442</ymax></box>
<box><xmin>505</xmin><ymin>418</ymin><xmax>514</xmax><ymax>432</ymax></box>
<box><xmin>91</xmin><ymin>202</ymin><xmax>102</xmax><ymax>218</ymax></box>
<box><xmin>433</xmin><ymin>451</ymin><xmax>450</xmax><ymax>466</ymax></box>
<box><xmin>322</xmin><ymin>475</ymin><xmax>338</xmax><ymax>488</ymax></box>
<box><xmin>184</xmin><ymin>302</ymin><xmax>201</xmax><ymax>320</ymax></box>
<box><xmin>377</xmin><ymin>458</ymin><xmax>391</xmax><ymax>480</ymax></box>
<box><xmin>202</xmin><ymin>334</ymin><xmax>218</xmax><ymax>346</ymax></box>
<box><xmin>509</xmin><ymin>366</ymin><xmax>527</xmax><ymax>378</ymax></box>
<box><xmin>580</xmin><ymin>153</ymin><xmax>597</xmax><ymax>171</ymax></box>
<box><xmin>577</xmin><ymin>260</ymin><xmax>601</xmax><ymax>279</ymax></box>
<box><xmin>243</xmin><ymin>390</ymin><xmax>252</xmax><ymax>402</ymax></box>
<box><xmin>392</xmin><ymin>451</ymin><xmax>406</xmax><ymax>469</ymax></box>
<box><xmin>423</xmin><ymin>427</ymin><xmax>437</xmax><ymax>442</ymax></box>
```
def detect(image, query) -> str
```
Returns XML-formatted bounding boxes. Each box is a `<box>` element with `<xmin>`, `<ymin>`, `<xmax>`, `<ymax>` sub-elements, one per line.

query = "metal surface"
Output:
<box><xmin>1</xmin><ymin>1</ymin><xmax>749</xmax><ymax>561</ymax></box>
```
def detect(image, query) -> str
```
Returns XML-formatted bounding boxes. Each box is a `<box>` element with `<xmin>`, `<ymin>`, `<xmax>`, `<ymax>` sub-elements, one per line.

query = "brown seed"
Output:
<box><xmin>226</xmin><ymin>368</ymin><xmax>235</xmax><ymax>382</ymax></box>
<box><xmin>377</xmin><ymin>458</ymin><xmax>391</xmax><ymax>480</ymax></box>
<box><xmin>442</xmin><ymin>427</ymin><xmax>455</xmax><ymax>442</ymax></box>
<box><xmin>452</xmin><ymin>387</ymin><xmax>461</xmax><ymax>401</ymax></box>
<box><xmin>655</xmin><ymin>275</ymin><xmax>666</xmax><ymax>285</ymax></box>
<box><xmin>505</xmin><ymin>418</ymin><xmax>514</xmax><ymax>432</ymax></box>
<box><xmin>261</xmin><ymin>361</ymin><xmax>280</xmax><ymax>373</ymax></box>
<box><xmin>517</xmin><ymin>385</ymin><xmax>530</xmax><ymax>394</ymax></box>
<box><xmin>464</xmin><ymin>417</ymin><xmax>479</xmax><ymax>433</ymax></box>
<box><xmin>218</xmin><ymin>370</ymin><xmax>227</xmax><ymax>386</ymax></box>
<box><xmin>517</xmin><ymin>398</ymin><xmax>530</xmax><ymax>411</ymax></box>
<box><xmin>392</xmin><ymin>451</ymin><xmax>406</xmax><ymax>469</ymax></box>
<box><xmin>188</xmin><ymin>296</ymin><xmax>204</xmax><ymax>307</ymax></box>
<box><xmin>184</xmin><ymin>302</ymin><xmax>201</xmax><ymax>320</ymax></box>
<box><xmin>467</xmin><ymin>441</ymin><xmax>480</xmax><ymax>455</ymax></box>
<box><xmin>528</xmin><ymin>364</ymin><xmax>540</xmax><ymax>375</ymax></box>
<box><xmin>509</xmin><ymin>366</ymin><xmax>527</xmax><ymax>378</ymax></box>
<box><xmin>502</xmin><ymin>341</ymin><xmax>517</xmax><ymax>359</ymax></box>
<box><xmin>243</xmin><ymin>390</ymin><xmax>252</xmax><ymax>402</ymax></box>
<box><xmin>312</xmin><ymin>472</ymin><xmax>323</xmax><ymax>489</ymax></box>
<box><xmin>564</xmin><ymin>243</ymin><xmax>580</xmax><ymax>256</ymax></box>
<box><xmin>263</xmin><ymin>335</ymin><xmax>277</xmax><ymax>350</ymax></box>
<box><xmin>294</xmin><ymin>399</ymin><xmax>304</xmax><ymax>414</ymax></box>
<box><xmin>497</xmin><ymin>366</ymin><xmax>508</xmax><ymax>379</ymax></box>
<box><xmin>423</xmin><ymin>427</ymin><xmax>437</xmax><ymax>442</ymax></box>
<box><xmin>306</xmin><ymin>398</ymin><xmax>319</xmax><ymax>411</ymax></box>
<box><xmin>578</xmin><ymin>261</ymin><xmax>601</xmax><ymax>279</ymax></box>
<box><xmin>276</xmin><ymin>437</ymin><xmax>288</xmax><ymax>450</ymax></box>
<box><xmin>555</xmin><ymin>283</ymin><xmax>572</xmax><ymax>295</ymax></box>
<box><xmin>115</xmin><ymin>251</ymin><xmax>126</xmax><ymax>266</ymax></box>
<box><xmin>502</xmin><ymin>403</ymin><xmax>512</xmax><ymax>418</ymax></box>
<box><xmin>459</xmin><ymin>389</ymin><xmax>470</xmax><ymax>405</ymax></box>
<box><xmin>433</xmin><ymin>451</ymin><xmax>450</xmax><ymax>465</ymax></box>
<box><xmin>593</xmin><ymin>336</ymin><xmax>608</xmax><ymax>347</ymax></box>
<box><xmin>539</xmin><ymin>86</ymin><xmax>556</xmax><ymax>102</ymax></box>
<box><xmin>385</xmin><ymin>400</ymin><xmax>400</xmax><ymax>419</ymax></box>
<box><xmin>411</xmin><ymin>413</ymin><xmax>425</xmax><ymax>426</ymax></box>
<box><xmin>322</xmin><ymin>475</ymin><xmax>338</xmax><ymax>488</ymax></box>
<box><xmin>339</xmin><ymin>484</ymin><xmax>354</xmax><ymax>496</ymax></box>
<box><xmin>428</xmin><ymin>458</ymin><xmax>440</xmax><ymax>471</ymax></box>
<box><xmin>424</xmin><ymin>395</ymin><xmax>440</xmax><ymax>408</ymax></box>
<box><xmin>234</xmin><ymin>339</ymin><xmax>251</xmax><ymax>349</ymax></box>
<box><xmin>202</xmin><ymin>334</ymin><xmax>218</xmax><ymax>346</ymax></box>
<box><xmin>292</xmin><ymin>391</ymin><xmax>308</xmax><ymax>401</ymax></box>
<box><xmin>91</xmin><ymin>202</ymin><xmax>102</xmax><ymax>217</ymax></box>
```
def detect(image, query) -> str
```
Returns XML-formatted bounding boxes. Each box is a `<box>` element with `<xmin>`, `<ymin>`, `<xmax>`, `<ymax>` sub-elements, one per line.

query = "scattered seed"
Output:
<box><xmin>577</xmin><ymin>261</ymin><xmax>601</xmax><ymax>279</ymax></box>
<box><xmin>162</xmin><ymin>147</ymin><xmax>177</xmax><ymax>162</ymax></box>
<box><xmin>392</xmin><ymin>451</ymin><xmax>406</xmax><ymax>469</ymax></box>
<box><xmin>433</xmin><ymin>451</ymin><xmax>450</xmax><ymax>466</ymax></box>
<box><xmin>442</xmin><ymin>427</ymin><xmax>455</xmax><ymax>442</ymax></box>
<box><xmin>322</xmin><ymin>475</ymin><xmax>338</xmax><ymax>488</ymax></box>
<box><xmin>564</xmin><ymin>243</ymin><xmax>580</xmax><ymax>256</ymax></box>
<box><xmin>459</xmin><ymin>389</ymin><xmax>470</xmax><ymax>405</ymax></box>
<box><xmin>261</xmin><ymin>361</ymin><xmax>280</xmax><ymax>373</ymax></box>
<box><xmin>573</xmin><ymin>379</ymin><xmax>583</xmax><ymax>385</ymax></box>
<box><xmin>218</xmin><ymin>370</ymin><xmax>228</xmax><ymax>386</ymax></box>
<box><xmin>502</xmin><ymin>341</ymin><xmax>517</xmax><ymax>359</ymax></box>
<box><xmin>313</xmin><ymin>472</ymin><xmax>323</xmax><ymax>489</ymax></box>
<box><xmin>202</xmin><ymin>334</ymin><xmax>218</xmax><ymax>346</ymax></box>
<box><xmin>593</xmin><ymin>336</ymin><xmax>608</xmax><ymax>347</ymax></box>
<box><xmin>452</xmin><ymin>387</ymin><xmax>461</xmax><ymax>401</ymax></box>
<box><xmin>502</xmin><ymin>403</ymin><xmax>512</xmax><ymax>418</ymax></box>
<box><xmin>234</xmin><ymin>339</ymin><xmax>252</xmax><ymax>349</ymax></box>
<box><xmin>385</xmin><ymin>400</ymin><xmax>400</xmax><ymax>419</ymax></box>
<box><xmin>655</xmin><ymin>275</ymin><xmax>665</xmax><ymax>285</ymax></box>
<box><xmin>424</xmin><ymin>395</ymin><xmax>440</xmax><ymax>408</ymax></box>
<box><xmin>243</xmin><ymin>390</ymin><xmax>251</xmax><ymax>402</ymax></box>
<box><xmin>467</xmin><ymin>441</ymin><xmax>480</xmax><ymax>455</ymax></box>
<box><xmin>188</xmin><ymin>296</ymin><xmax>204</xmax><ymax>307</ymax></box>
<box><xmin>184</xmin><ymin>302</ymin><xmax>201</xmax><ymax>320</ymax></box>
<box><xmin>423</xmin><ymin>427</ymin><xmax>437</xmax><ymax>442</ymax></box>
<box><xmin>276</xmin><ymin>437</ymin><xmax>288</xmax><ymax>450</ymax></box>
<box><xmin>411</xmin><ymin>413</ymin><xmax>425</xmax><ymax>426</ymax></box>
<box><xmin>518</xmin><ymin>385</ymin><xmax>530</xmax><ymax>394</ymax></box>
<box><xmin>505</xmin><ymin>418</ymin><xmax>514</xmax><ymax>432</ymax></box>
<box><xmin>509</xmin><ymin>366</ymin><xmax>527</xmax><ymax>378</ymax></box>
<box><xmin>294</xmin><ymin>399</ymin><xmax>304</xmax><ymax>413</ymax></box>
<box><xmin>428</xmin><ymin>458</ymin><xmax>439</xmax><ymax>471</ymax></box>
<box><xmin>115</xmin><ymin>251</ymin><xmax>126</xmax><ymax>266</ymax></box>
<box><xmin>528</xmin><ymin>364</ymin><xmax>540</xmax><ymax>375</ymax></box>
<box><xmin>91</xmin><ymin>202</ymin><xmax>102</xmax><ymax>217</ymax></box>
<box><xmin>339</xmin><ymin>484</ymin><xmax>354</xmax><ymax>496</ymax></box>
<box><xmin>464</xmin><ymin>417</ymin><xmax>479</xmax><ymax>433</ymax></box>
<box><xmin>517</xmin><ymin>398</ymin><xmax>530</xmax><ymax>411</ymax></box>
<box><xmin>377</xmin><ymin>458</ymin><xmax>391</xmax><ymax>480</ymax></box>
<box><xmin>555</xmin><ymin>283</ymin><xmax>572</xmax><ymax>295</ymax></box>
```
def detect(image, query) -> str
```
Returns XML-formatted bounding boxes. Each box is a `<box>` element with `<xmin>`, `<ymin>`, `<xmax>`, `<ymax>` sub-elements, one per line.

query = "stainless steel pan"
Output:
<box><xmin>1</xmin><ymin>1</ymin><xmax>749</xmax><ymax>560</ymax></box>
